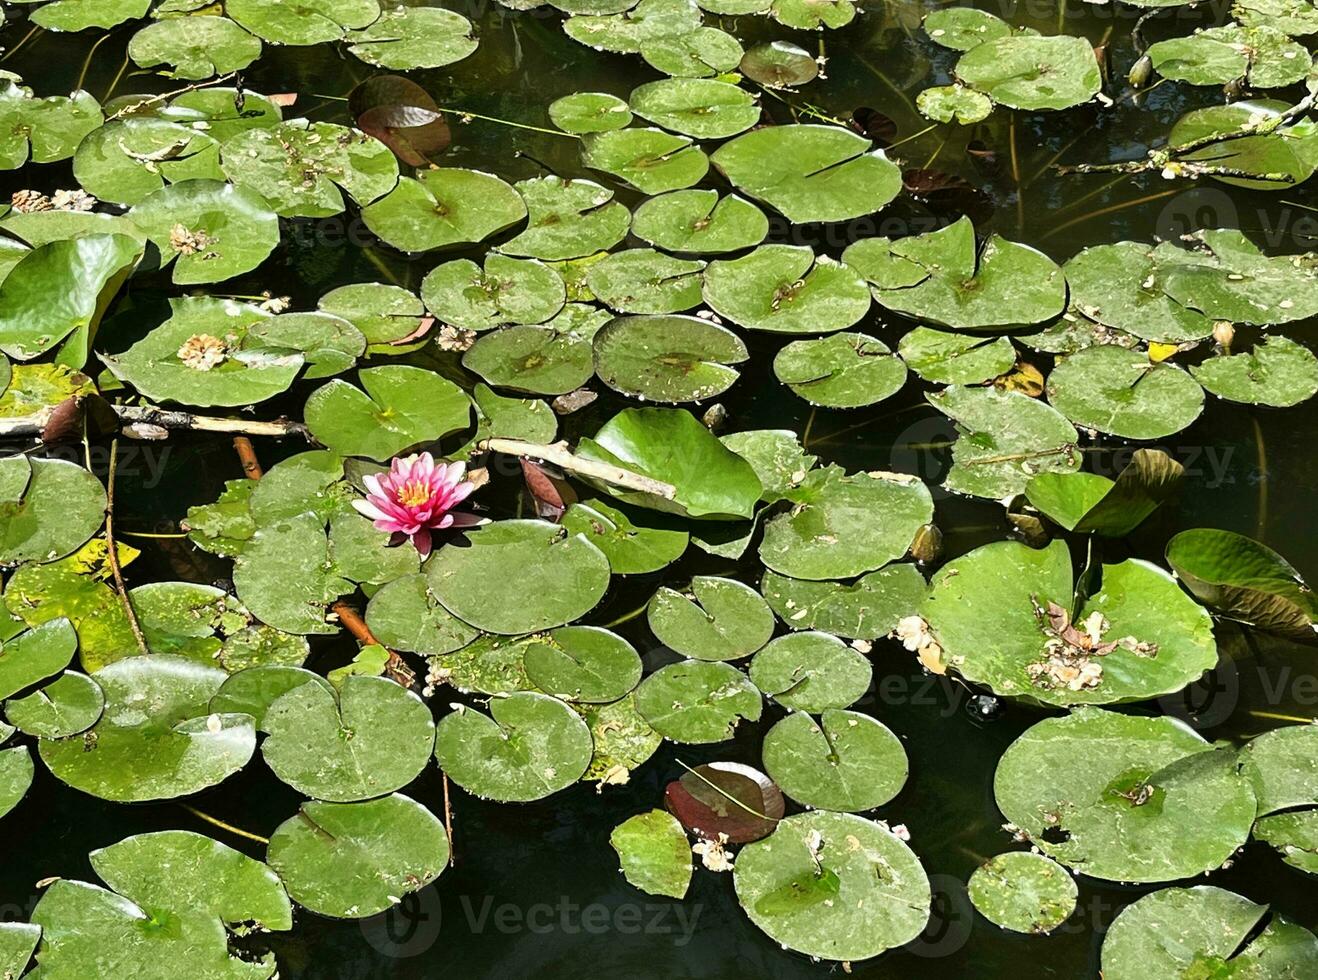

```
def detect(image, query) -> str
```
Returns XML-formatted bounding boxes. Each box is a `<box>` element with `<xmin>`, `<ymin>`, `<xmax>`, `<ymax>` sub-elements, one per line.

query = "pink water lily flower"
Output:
<box><xmin>353</xmin><ymin>452</ymin><xmax>481</xmax><ymax>558</ymax></box>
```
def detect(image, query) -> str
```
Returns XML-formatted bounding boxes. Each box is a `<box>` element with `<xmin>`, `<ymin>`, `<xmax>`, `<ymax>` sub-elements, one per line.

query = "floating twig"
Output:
<box><xmin>105</xmin><ymin>437</ymin><xmax>149</xmax><ymax>656</ymax></box>
<box><xmin>476</xmin><ymin>437</ymin><xmax>676</xmax><ymax>499</ymax></box>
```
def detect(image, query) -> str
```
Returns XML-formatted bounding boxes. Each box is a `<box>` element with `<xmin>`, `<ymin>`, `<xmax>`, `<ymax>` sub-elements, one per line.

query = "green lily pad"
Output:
<box><xmin>899</xmin><ymin>328</ymin><xmax>1016</xmax><ymax>385</ymax></box>
<box><xmin>127</xmin><ymin>178</ymin><xmax>278</xmax><ymax>284</ymax></box>
<box><xmin>844</xmin><ymin>217</ymin><xmax>1066</xmax><ymax>330</ymax></box>
<box><xmin>364</xmin><ymin>573</ymin><xmax>480</xmax><ymax>656</ymax></box>
<box><xmin>740</xmin><ymin>40</ymin><xmax>819</xmax><ymax>88</ymax></box>
<box><xmin>648</xmin><ymin>575</ymin><xmax>774</xmax><ymax>661</ymax></box>
<box><xmin>630</xmin><ymin>190</ymin><xmax>768</xmax><ymax>254</ymax></box>
<box><xmin>720</xmin><ymin>428</ymin><xmax>818</xmax><ymax>503</ymax></box>
<box><xmin>1157</xmin><ymin>229</ymin><xmax>1318</xmax><ymax>324</ymax></box>
<box><xmin>227</xmin><ymin>0</ymin><xmax>379</xmax><ymax>44</ymax></box>
<box><xmin>634</xmin><ymin>659</ymin><xmax>762</xmax><ymax>743</ymax></box>
<box><xmin>560</xmin><ymin>498</ymin><xmax>688</xmax><ymax>574</ymax></box>
<box><xmin>0</xmin><ymin>362</ymin><xmax>95</xmax><ymax>418</ymax></box>
<box><xmin>580</xmin><ymin>128</ymin><xmax>709</xmax><ymax>195</ymax></box>
<box><xmin>40</xmin><ymin>655</ymin><xmax>256</xmax><ymax>802</ymax></box>
<box><xmin>233</xmin><ymin>512</ymin><xmax>353</xmax><ymax>635</ymax></box>
<box><xmin>703</xmin><ymin>245</ymin><xmax>871</xmax><ymax>334</ymax></box>
<box><xmin>773</xmin><ymin>332</ymin><xmax>906</xmax><ymax>409</ymax></box>
<box><xmin>593</xmin><ymin>313</ymin><xmax>745</xmax><ymax>402</ymax></box>
<box><xmin>0</xmin><ymin>744</ymin><xmax>32</xmax><ymax>819</ymax></box>
<box><xmin>72</xmin><ymin>117</ymin><xmax>222</xmax><ymax>206</ymax></box>
<box><xmin>361</xmin><ymin>169</ymin><xmax>526</xmax><ymax>253</ymax></box>
<box><xmin>1148</xmin><ymin>25</ymin><xmax>1311</xmax><ymax>89</ymax></box>
<box><xmin>733</xmin><ymin>811</ymin><xmax>930</xmax><ymax>961</ymax></box>
<box><xmin>578</xmin><ymin>407</ymin><xmax>764</xmax><ymax>519</ymax></box>
<box><xmin>420</xmin><ymin>254</ymin><xmax>566</xmax><ymax>332</ymax></box>
<box><xmin>344</xmin><ymin>6</ymin><xmax>478</xmax><ymax>70</ymax></box>
<box><xmin>1063</xmin><ymin>241</ymin><xmax>1215</xmax><ymax>343</ymax></box>
<box><xmin>434</xmin><ymin>691</ymin><xmax>594</xmax><ymax>801</ymax></box>
<box><xmin>0</xmin><ymin>457</ymin><xmax>105</xmax><ymax>564</ymax></box>
<box><xmin>1024</xmin><ymin>448</ymin><xmax>1183</xmax><ymax>535</ymax></box>
<box><xmin>318</xmin><ymin>282</ymin><xmax>427</xmax><ymax>350</ymax></box>
<box><xmin>994</xmin><ymin>707</ymin><xmax>1256</xmax><ymax>882</ymax></box>
<box><xmin>924</xmin><ymin>539</ymin><xmax>1218</xmax><ymax>706</ymax></box>
<box><xmin>759</xmin><ymin>466</ymin><xmax>933</xmax><ymax>580</ymax></box>
<box><xmin>761</xmin><ymin>565</ymin><xmax>927</xmax><ymax>639</ymax></box>
<box><xmin>0</xmin><ymin>922</ymin><xmax>39</xmax><ymax>978</ymax></box>
<box><xmin>761</xmin><ymin>709</ymin><xmax>908</xmax><ymax>812</ymax></box>
<box><xmin>1234</xmin><ymin>0</ymin><xmax>1318</xmax><ymax>34</ymax></box>
<box><xmin>549</xmin><ymin>92</ymin><xmax>633</xmax><ymax>134</ymax></box>
<box><xmin>0</xmin><ymin>79</ymin><xmax>101</xmax><ymax>169</ymax></box>
<box><xmin>266</xmin><ymin>794</ymin><xmax>448</xmax><ymax>918</ymax></box>
<box><xmin>917</xmin><ymin>84</ymin><xmax>994</xmax><ymax>124</ymax></box>
<box><xmin>427</xmin><ymin>519</ymin><xmax>611</xmax><ymax>634</ymax></box>
<box><xmin>208</xmin><ymin>666</ymin><xmax>334</xmax><ymax>728</ymax></box>
<box><xmin>1101</xmin><ymin>886</ymin><xmax>1318</xmax><ymax>979</ymax></box>
<box><xmin>246</xmin><ymin>311</ymin><xmax>365</xmax><ymax>379</ymax></box>
<box><xmin>563</xmin><ymin>0</ymin><xmax>703</xmax><ymax>55</ymax></box>
<box><xmin>128</xmin><ymin>15</ymin><xmax>262</xmax><ymax>80</ymax></box>
<box><xmin>1165</xmin><ymin>528</ymin><xmax>1318</xmax><ymax>640</ymax></box>
<box><xmin>1169</xmin><ymin>100</ymin><xmax>1318</xmax><ymax>191</ymax></box>
<box><xmin>770</xmin><ymin>0</ymin><xmax>856</xmax><ymax>30</ymax></box>
<box><xmin>611</xmin><ymin>809</ymin><xmax>692</xmax><ymax>898</ymax></box>
<box><xmin>0</xmin><ymin>233</ymin><xmax>142</xmax><ymax>366</ymax></box>
<box><xmin>967</xmin><ymin>852</ymin><xmax>1077</xmax><ymax>934</ymax></box>
<box><xmin>1239</xmin><ymin>724</ymin><xmax>1318</xmax><ymax>816</ymax></box>
<box><xmin>642</xmin><ymin>25</ymin><xmax>743</xmax><ymax>78</ymax></box>
<box><xmin>4</xmin><ymin>670</ymin><xmax>104</xmax><ymax>738</ymax></box>
<box><xmin>923</xmin><ymin>8</ymin><xmax>1012</xmax><ymax>50</ymax></box>
<box><xmin>1192</xmin><ymin>335</ymin><xmax>1318</xmax><ymax>407</ymax></box>
<box><xmin>628</xmin><ymin>78</ymin><xmax>760</xmax><ymax>139</ymax></box>
<box><xmin>462</xmin><ymin>305</ymin><xmax>607</xmax><ymax>396</ymax></box>
<box><xmin>956</xmin><ymin>35</ymin><xmax>1102</xmax><ymax>111</ymax></box>
<box><xmin>749</xmin><ymin>631</ymin><xmax>870</xmax><ymax>711</ymax></box>
<box><xmin>1046</xmin><ymin>345</ymin><xmax>1205</xmax><ymax>440</ymax></box>
<box><xmin>262</xmin><ymin>675</ymin><xmax>435</xmax><ymax>802</ymax></box>
<box><xmin>520</xmin><ymin>626</ymin><xmax>642</xmax><ymax>703</ymax></box>
<box><xmin>1254</xmin><ymin>810</ymin><xmax>1318</xmax><ymax>873</ymax></box>
<box><xmin>498</xmin><ymin>176</ymin><xmax>630</xmax><ymax>261</ymax></box>
<box><xmin>711</xmin><ymin>124</ymin><xmax>901</xmax><ymax>223</ymax></box>
<box><xmin>304</xmin><ymin>365</ymin><xmax>471</xmax><ymax>460</ymax></box>
<box><xmin>576</xmin><ymin>692</ymin><xmax>663</xmax><ymax>784</ymax></box>
<box><xmin>585</xmin><ymin>250</ymin><xmax>705</xmax><ymax>315</ymax></box>
<box><xmin>0</xmin><ymin>617</ymin><xmax>77</xmax><ymax>699</ymax></box>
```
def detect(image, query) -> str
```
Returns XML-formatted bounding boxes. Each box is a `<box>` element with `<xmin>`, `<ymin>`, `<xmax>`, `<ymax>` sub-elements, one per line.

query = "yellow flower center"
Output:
<box><xmin>396</xmin><ymin>480</ymin><xmax>433</xmax><ymax>508</ymax></box>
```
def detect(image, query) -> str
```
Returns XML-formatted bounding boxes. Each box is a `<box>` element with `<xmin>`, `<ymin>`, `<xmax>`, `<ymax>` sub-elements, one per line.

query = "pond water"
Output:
<box><xmin>1</xmin><ymin>1</ymin><xmax>1317</xmax><ymax>978</ymax></box>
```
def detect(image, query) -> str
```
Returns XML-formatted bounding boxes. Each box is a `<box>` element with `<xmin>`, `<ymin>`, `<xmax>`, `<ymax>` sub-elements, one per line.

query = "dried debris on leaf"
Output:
<box><xmin>1026</xmin><ymin>599</ymin><xmax>1157</xmax><ymax>692</ymax></box>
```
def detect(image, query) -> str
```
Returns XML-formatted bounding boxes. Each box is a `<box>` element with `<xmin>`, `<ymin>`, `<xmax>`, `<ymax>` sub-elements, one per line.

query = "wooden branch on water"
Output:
<box><xmin>0</xmin><ymin>402</ymin><xmax>311</xmax><ymax>441</ymax></box>
<box><xmin>476</xmin><ymin>437</ymin><xmax>676</xmax><ymax>499</ymax></box>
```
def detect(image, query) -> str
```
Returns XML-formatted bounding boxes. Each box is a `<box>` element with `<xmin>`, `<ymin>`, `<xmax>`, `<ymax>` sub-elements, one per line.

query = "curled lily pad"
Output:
<box><xmin>0</xmin><ymin>617</ymin><xmax>77</xmax><ymax>700</ymax></box>
<box><xmin>924</xmin><ymin>539</ymin><xmax>1218</xmax><ymax>706</ymax></box>
<box><xmin>262</xmin><ymin>675</ymin><xmax>435</xmax><ymax>802</ymax></box>
<box><xmin>733</xmin><ymin>811</ymin><xmax>930</xmax><ymax>961</ymax></box>
<box><xmin>420</xmin><ymin>254</ymin><xmax>566</xmax><ymax>332</ymax></box>
<box><xmin>648</xmin><ymin>575</ymin><xmax>774</xmax><ymax>661</ymax></box>
<box><xmin>711</xmin><ymin>124</ymin><xmax>901</xmax><ymax>223</ymax></box>
<box><xmin>127</xmin><ymin>15</ymin><xmax>262</xmax><ymax>80</ymax></box>
<box><xmin>434</xmin><ymin>692</ymin><xmax>594</xmax><ymax>801</ymax></box>
<box><xmin>1166</xmin><ymin>528</ymin><xmax>1318</xmax><ymax>640</ymax></box>
<box><xmin>304</xmin><ymin>365</ymin><xmax>472</xmax><ymax>461</ymax></box>
<box><xmin>578</xmin><ymin>407</ymin><xmax>763</xmax><ymax>519</ymax></box>
<box><xmin>0</xmin><ymin>79</ymin><xmax>101</xmax><ymax>169</ymax></box>
<box><xmin>220</xmin><ymin>121</ymin><xmax>398</xmax><ymax>218</ymax></box>
<box><xmin>761</xmin><ymin>709</ymin><xmax>908</xmax><ymax>812</ymax></box>
<box><xmin>549</xmin><ymin>92</ymin><xmax>632</xmax><ymax>134</ymax></box>
<box><xmin>740</xmin><ymin>41</ymin><xmax>819</xmax><ymax>88</ymax></box>
<box><xmin>0</xmin><ymin>457</ymin><xmax>105</xmax><ymax>564</ymax></box>
<box><xmin>761</xmin><ymin>565</ymin><xmax>927</xmax><ymax>639</ymax></box>
<box><xmin>967</xmin><ymin>852</ymin><xmax>1077</xmax><ymax>934</ymax></box>
<box><xmin>593</xmin><ymin>314</ymin><xmax>745</xmax><ymax>402</ymax></box>
<box><xmin>994</xmin><ymin>708</ymin><xmax>1256</xmax><ymax>882</ymax></box>
<box><xmin>521</xmin><ymin>626</ymin><xmax>642</xmax><ymax>703</ymax></box>
<box><xmin>1046</xmin><ymin>345</ymin><xmax>1205</xmax><ymax>440</ymax></box>
<box><xmin>628</xmin><ymin>78</ymin><xmax>760</xmax><ymax>139</ymax></box>
<box><xmin>956</xmin><ymin>35</ymin><xmax>1102</xmax><ymax>111</ymax></box>
<box><xmin>1191</xmin><ymin>335</ymin><xmax>1318</xmax><ymax>407</ymax></box>
<box><xmin>917</xmin><ymin>85</ymin><xmax>993</xmax><ymax>124</ymax></box>
<box><xmin>4</xmin><ymin>670</ymin><xmax>104</xmax><ymax>738</ymax></box>
<box><xmin>773</xmin><ymin>332</ymin><xmax>906</xmax><ymax>409</ymax></box>
<box><xmin>360</xmin><ymin>169</ymin><xmax>526</xmax><ymax>253</ymax></box>
<box><xmin>630</xmin><ymin>190</ymin><xmax>768</xmax><ymax>254</ymax></box>
<box><xmin>749</xmin><ymin>631</ymin><xmax>871</xmax><ymax>711</ymax></box>
<box><xmin>1101</xmin><ymin>886</ymin><xmax>1318</xmax><ymax>979</ymax></box>
<box><xmin>267</xmin><ymin>793</ymin><xmax>448</xmax><ymax>918</ymax></box>
<box><xmin>427</xmin><ymin>519</ymin><xmax>611</xmax><ymax>634</ymax></box>
<box><xmin>462</xmin><ymin>304</ymin><xmax>607</xmax><ymax>396</ymax></box>
<box><xmin>611</xmin><ymin>809</ymin><xmax>692</xmax><ymax>898</ymax></box>
<box><xmin>899</xmin><ymin>328</ymin><xmax>1016</xmax><ymax>384</ymax></box>
<box><xmin>127</xmin><ymin>178</ymin><xmax>279</xmax><ymax>285</ymax></box>
<box><xmin>580</xmin><ymin>128</ymin><xmax>709</xmax><ymax>195</ymax></box>
<box><xmin>499</xmin><ymin>176</ymin><xmax>630</xmax><ymax>261</ymax></box>
<box><xmin>344</xmin><ymin>6</ymin><xmax>477</xmax><ymax>70</ymax></box>
<box><xmin>227</xmin><ymin>0</ymin><xmax>378</xmax><ymax>44</ymax></box>
<box><xmin>703</xmin><ymin>245</ymin><xmax>871</xmax><ymax>333</ymax></box>
<box><xmin>585</xmin><ymin>250</ymin><xmax>705</xmax><ymax>314</ymax></box>
<box><xmin>759</xmin><ymin>466</ymin><xmax>934</xmax><ymax>581</ymax></box>
<box><xmin>844</xmin><ymin>217</ymin><xmax>1066</xmax><ymax>330</ymax></box>
<box><xmin>634</xmin><ymin>659</ymin><xmax>762</xmax><ymax>743</ymax></box>
<box><xmin>1025</xmin><ymin>448</ymin><xmax>1183</xmax><ymax>536</ymax></box>
<box><xmin>40</xmin><ymin>655</ymin><xmax>256</xmax><ymax>802</ymax></box>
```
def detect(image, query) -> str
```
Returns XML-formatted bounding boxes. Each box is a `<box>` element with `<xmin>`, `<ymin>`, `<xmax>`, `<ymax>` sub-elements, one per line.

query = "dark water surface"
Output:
<box><xmin>2</xmin><ymin>2</ymin><xmax>1317</xmax><ymax>978</ymax></box>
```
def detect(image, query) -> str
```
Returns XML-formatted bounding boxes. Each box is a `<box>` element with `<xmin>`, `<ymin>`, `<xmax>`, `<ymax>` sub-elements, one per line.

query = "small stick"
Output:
<box><xmin>105</xmin><ymin>438</ymin><xmax>149</xmax><ymax>656</ymax></box>
<box><xmin>232</xmin><ymin>436</ymin><xmax>264</xmax><ymax>479</ymax></box>
<box><xmin>0</xmin><ymin>403</ymin><xmax>310</xmax><ymax>440</ymax></box>
<box><xmin>442</xmin><ymin>774</ymin><xmax>455</xmax><ymax>867</ymax></box>
<box><xmin>476</xmin><ymin>438</ymin><xmax>676</xmax><ymax>499</ymax></box>
<box><xmin>330</xmin><ymin>600</ymin><xmax>417</xmax><ymax>688</ymax></box>
<box><xmin>180</xmin><ymin>803</ymin><xmax>270</xmax><ymax>845</ymax></box>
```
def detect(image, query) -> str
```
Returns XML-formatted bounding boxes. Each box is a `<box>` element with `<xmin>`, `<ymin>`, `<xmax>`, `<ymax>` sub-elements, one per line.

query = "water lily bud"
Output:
<box><xmin>702</xmin><ymin>402</ymin><xmax>728</xmax><ymax>432</ymax></box>
<box><xmin>1128</xmin><ymin>54</ymin><xmax>1153</xmax><ymax>89</ymax></box>
<box><xmin>1007</xmin><ymin>512</ymin><xmax>1050</xmax><ymax>548</ymax></box>
<box><xmin>909</xmin><ymin>523</ymin><xmax>943</xmax><ymax>564</ymax></box>
<box><xmin>1213</xmin><ymin>320</ymin><xmax>1235</xmax><ymax>350</ymax></box>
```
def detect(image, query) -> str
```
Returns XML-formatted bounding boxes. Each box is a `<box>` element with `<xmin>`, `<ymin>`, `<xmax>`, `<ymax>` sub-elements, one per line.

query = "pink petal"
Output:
<box><xmin>445</xmin><ymin>511</ymin><xmax>485</xmax><ymax>528</ymax></box>
<box><xmin>352</xmin><ymin>498</ymin><xmax>391</xmax><ymax>522</ymax></box>
<box><xmin>411</xmin><ymin>529</ymin><xmax>433</xmax><ymax>558</ymax></box>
